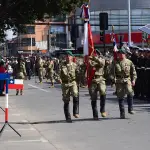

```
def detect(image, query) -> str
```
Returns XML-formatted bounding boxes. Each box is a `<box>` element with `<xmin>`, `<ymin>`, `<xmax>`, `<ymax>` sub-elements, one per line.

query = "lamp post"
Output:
<box><xmin>31</xmin><ymin>35</ymin><xmax>33</xmax><ymax>55</ymax></box>
<box><xmin>128</xmin><ymin>0</ymin><xmax>131</xmax><ymax>46</ymax></box>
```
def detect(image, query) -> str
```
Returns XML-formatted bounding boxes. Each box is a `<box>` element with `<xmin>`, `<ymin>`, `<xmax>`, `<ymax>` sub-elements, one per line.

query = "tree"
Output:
<box><xmin>0</xmin><ymin>0</ymin><xmax>88</xmax><ymax>41</ymax></box>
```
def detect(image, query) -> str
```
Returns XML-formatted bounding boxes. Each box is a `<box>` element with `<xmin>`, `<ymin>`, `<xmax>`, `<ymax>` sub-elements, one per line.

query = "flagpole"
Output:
<box><xmin>128</xmin><ymin>0</ymin><xmax>131</xmax><ymax>46</ymax></box>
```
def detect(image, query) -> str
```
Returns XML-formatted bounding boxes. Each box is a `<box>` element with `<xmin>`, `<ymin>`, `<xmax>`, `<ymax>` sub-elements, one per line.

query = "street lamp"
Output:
<box><xmin>128</xmin><ymin>0</ymin><xmax>131</xmax><ymax>46</ymax></box>
<box><xmin>30</xmin><ymin>34</ymin><xmax>33</xmax><ymax>55</ymax></box>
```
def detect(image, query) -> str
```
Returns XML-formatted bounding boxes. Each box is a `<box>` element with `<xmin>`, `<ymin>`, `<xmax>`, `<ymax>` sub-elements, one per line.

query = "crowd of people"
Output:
<box><xmin>0</xmin><ymin>45</ymin><xmax>150</xmax><ymax>122</ymax></box>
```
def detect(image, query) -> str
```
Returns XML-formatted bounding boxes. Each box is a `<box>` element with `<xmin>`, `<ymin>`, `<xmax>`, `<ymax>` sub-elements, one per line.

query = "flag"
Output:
<box><xmin>81</xmin><ymin>2</ymin><xmax>97</xmax><ymax>87</ymax></box>
<box><xmin>80</xmin><ymin>3</ymin><xmax>90</xmax><ymax>22</ymax></box>
<box><xmin>8</xmin><ymin>79</ymin><xmax>24</xmax><ymax>89</ymax></box>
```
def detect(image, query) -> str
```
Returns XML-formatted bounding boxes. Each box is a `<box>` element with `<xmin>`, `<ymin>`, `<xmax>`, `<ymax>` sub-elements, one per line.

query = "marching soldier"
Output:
<box><xmin>14</xmin><ymin>57</ymin><xmax>27</xmax><ymax>95</ymax></box>
<box><xmin>59</xmin><ymin>52</ymin><xmax>79</xmax><ymax>122</ymax></box>
<box><xmin>88</xmin><ymin>52</ymin><xmax>107</xmax><ymax>120</ymax></box>
<box><xmin>47</xmin><ymin>58</ymin><xmax>55</xmax><ymax>87</ymax></box>
<box><xmin>36</xmin><ymin>56</ymin><xmax>43</xmax><ymax>83</ymax></box>
<box><xmin>110</xmin><ymin>47</ymin><xmax>137</xmax><ymax>119</ymax></box>
<box><xmin>145</xmin><ymin>48</ymin><xmax>150</xmax><ymax>100</ymax></box>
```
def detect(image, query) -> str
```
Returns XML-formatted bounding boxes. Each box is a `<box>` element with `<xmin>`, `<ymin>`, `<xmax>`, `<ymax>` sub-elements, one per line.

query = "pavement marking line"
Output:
<box><xmin>0</xmin><ymin>139</ymin><xmax>42</xmax><ymax>143</ymax></box>
<box><xmin>0</xmin><ymin>113</ymin><xmax>20</xmax><ymax>116</ymax></box>
<box><xmin>28</xmin><ymin>84</ymin><xmax>50</xmax><ymax>93</ymax></box>
<box><xmin>5</xmin><ymin>127</ymin><xmax>36</xmax><ymax>132</ymax></box>
<box><xmin>0</xmin><ymin>137</ymin><xmax>49</xmax><ymax>143</ymax></box>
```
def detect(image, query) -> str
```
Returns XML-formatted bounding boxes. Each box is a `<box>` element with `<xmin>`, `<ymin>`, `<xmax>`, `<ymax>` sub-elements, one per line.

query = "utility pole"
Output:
<box><xmin>31</xmin><ymin>35</ymin><xmax>33</xmax><ymax>55</ymax></box>
<box><xmin>128</xmin><ymin>0</ymin><xmax>131</xmax><ymax>46</ymax></box>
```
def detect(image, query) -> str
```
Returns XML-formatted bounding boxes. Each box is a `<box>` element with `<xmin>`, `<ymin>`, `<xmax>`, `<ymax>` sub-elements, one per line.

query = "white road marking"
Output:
<box><xmin>5</xmin><ymin>127</ymin><xmax>36</xmax><ymax>132</ymax></box>
<box><xmin>0</xmin><ymin>138</ymin><xmax>48</xmax><ymax>143</ymax></box>
<box><xmin>28</xmin><ymin>84</ymin><xmax>50</xmax><ymax>93</ymax></box>
<box><xmin>0</xmin><ymin>113</ymin><xmax>20</xmax><ymax>116</ymax></box>
<box><xmin>12</xmin><ymin>113</ymin><xmax>21</xmax><ymax>116</ymax></box>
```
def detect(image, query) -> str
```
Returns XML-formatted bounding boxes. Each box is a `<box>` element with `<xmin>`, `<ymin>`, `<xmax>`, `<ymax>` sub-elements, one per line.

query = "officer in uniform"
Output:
<box><xmin>130</xmin><ymin>48</ymin><xmax>140</xmax><ymax>99</ymax></box>
<box><xmin>88</xmin><ymin>52</ymin><xmax>107</xmax><ymax>120</ymax></box>
<box><xmin>47</xmin><ymin>58</ymin><xmax>55</xmax><ymax>87</ymax></box>
<box><xmin>36</xmin><ymin>56</ymin><xmax>43</xmax><ymax>83</ymax></box>
<box><xmin>145</xmin><ymin>48</ymin><xmax>150</xmax><ymax>100</ymax></box>
<box><xmin>14</xmin><ymin>57</ymin><xmax>27</xmax><ymax>95</ymax></box>
<box><xmin>59</xmin><ymin>52</ymin><xmax>79</xmax><ymax>122</ymax></box>
<box><xmin>110</xmin><ymin>47</ymin><xmax>137</xmax><ymax>119</ymax></box>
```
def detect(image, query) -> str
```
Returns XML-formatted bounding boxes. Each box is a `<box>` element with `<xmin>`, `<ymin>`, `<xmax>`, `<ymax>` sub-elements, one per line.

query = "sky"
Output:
<box><xmin>5</xmin><ymin>29</ymin><xmax>17</xmax><ymax>40</ymax></box>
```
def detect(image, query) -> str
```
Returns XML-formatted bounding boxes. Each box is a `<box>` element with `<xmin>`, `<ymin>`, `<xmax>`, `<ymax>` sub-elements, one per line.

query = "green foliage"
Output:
<box><xmin>0</xmin><ymin>0</ymin><xmax>88</xmax><ymax>41</ymax></box>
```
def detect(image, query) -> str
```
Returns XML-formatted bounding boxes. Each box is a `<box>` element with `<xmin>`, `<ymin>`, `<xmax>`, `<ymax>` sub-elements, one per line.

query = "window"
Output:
<box><xmin>25</xmin><ymin>26</ymin><xmax>35</xmax><ymax>34</ymax></box>
<box><xmin>50</xmin><ymin>25</ymin><xmax>65</xmax><ymax>33</ymax></box>
<box><xmin>21</xmin><ymin>38</ymin><xmax>35</xmax><ymax>46</ymax></box>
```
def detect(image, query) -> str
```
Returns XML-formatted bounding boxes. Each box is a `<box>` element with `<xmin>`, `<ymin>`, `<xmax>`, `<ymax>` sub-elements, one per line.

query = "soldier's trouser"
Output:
<box><xmin>100</xmin><ymin>95</ymin><xmax>106</xmax><ymax>113</ymax></box>
<box><xmin>64</xmin><ymin>103</ymin><xmax>71</xmax><ymax>120</ymax></box>
<box><xmin>62</xmin><ymin>81</ymin><xmax>78</xmax><ymax>103</ymax></box>
<box><xmin>16</xmin><ymin>89</ymin><xmax>23</xmax><ymax>95</ymax></box>
<box><xmin>73</xmin><ymin>97</ymin><xmax>79</xmax><ymax>115</ymax></box>
<box><xmin>118</xmin><ymin>99</ymin><xmax>125</xmax><ymax>117</ymax></box>
<box><xmin>38</xmin><ymin>69</ymin><xmax>43</xmax><ymax>82</ymax></box>
<box><xmin>116</xmin><ymin>82</ymin><xmax>134</xmax><ymax>117</ymax></box>
<box><xmin>127</xmin><ymin>95</ymin><xmax>133</xmax><ymax>112</ymax></box>
<box><xmin>89</xmin><ymin>80</ymin><xmax>106</xmax><ymax>116</ymax></box>
<box><xmin>62</xmin><ymin>81</ymin><xmax>79</xmax><ymax>120</ymax></box>
<box><xmin>91</xmin><ymin>101</ymin><xmax>98</xmax><ymax>118</ymax></box>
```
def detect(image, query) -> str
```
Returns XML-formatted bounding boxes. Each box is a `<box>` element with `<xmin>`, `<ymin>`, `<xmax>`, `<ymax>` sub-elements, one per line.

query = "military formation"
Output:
<box><xmin>0</xmin><ymin>46</ymin><xmax>150</xmax><ymax>122</ymax></box>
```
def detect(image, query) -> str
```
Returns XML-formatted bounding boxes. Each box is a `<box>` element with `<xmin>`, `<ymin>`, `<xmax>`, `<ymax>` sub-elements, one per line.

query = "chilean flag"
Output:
<box><xmin>81</xmin><ymin>2</ymin><xmax>97</xmax><ymax>87</ymax></box>
<box><xmin>8</xmin><ymin>79</ymin><xmax>24</xmax><ymax>90</ymax></box>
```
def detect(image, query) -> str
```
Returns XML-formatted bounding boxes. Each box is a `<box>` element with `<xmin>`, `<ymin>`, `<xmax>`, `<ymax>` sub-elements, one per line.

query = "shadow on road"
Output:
<box><xmin>0</xmin><ymin>117</ymin><xmax>125</xmax><ymax>125</ymax></box>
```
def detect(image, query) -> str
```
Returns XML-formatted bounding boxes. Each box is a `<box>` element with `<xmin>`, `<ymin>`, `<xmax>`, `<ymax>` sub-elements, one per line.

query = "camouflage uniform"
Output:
<box><xmin>79</xmin><ymin>62</ymin><xmax>87</xmax><ymax>87</ymax></box>
<box><xmin>15</xmin><ymin>59</ymin><xmax>27</xmax><ymax>95</ymax></box>
<box><xmin>89</xmin><ymin>56</ymin><xmax>107</xmax><ymax>119</ymax></box>
<box><xmin>42</xmin><ymin>59</ymin><xmax>46</xmax><ymax>79</ymax></box>
<box><xmin>60</xmin><ymin>59</ymin><xmax>79</xmax><ymax>122</ymax></box>
<box><xmin>47</xmin><ymin>60</ymin><xmax>54</xmax><ymax>87</ymax></box>
<box><xmin>110</xmin><ymin>52</ymin><xmax>137</xmax><ymax>119</ymax></box>
<box><xmin>36</xmin><ymin>57</ymin><xmax>43</xmax><ymax>83</ymax></box>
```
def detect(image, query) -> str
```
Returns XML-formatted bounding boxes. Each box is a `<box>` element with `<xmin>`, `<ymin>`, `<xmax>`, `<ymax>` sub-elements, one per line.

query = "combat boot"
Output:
<box><xmin>50</xmin><ymin>82</ymin><xmax>54</xmax><ymax>88</ymax></box>
<box><xmin>73</xmin><ymin>97</ymin><xmax>79</xmax><ymax>118</ymax></box>
<box><xmin>127</xmin><ymin>95</ymin><xmax>135</xmax><ymax>115</ymax></box>
<box><xmin>119</xmin><ymin>99</ymin><xmax>125</xmax><ymax>119</ymax></box>
<box><xmin>91</xmin><ymin>101</ymin><xmax>98</xmax><ymax>120</ymax></box>
<box><xmin>20</xmin><ymin>90</ymin><xmax>23</xmax><ymax>95</ymax></box>
<box><xmin>100</xmin><ymin>95</ymin><xmax>107</xmax><ymax>118</ymax></box>
<box><xmin>16</xmin><ymin>90</ymin><xmax>19</xmax><ymax>96</ymax></box>
<box><xmin>64</xmin><ymin>103</ymin><xmax>72</xmax><ymax>123</ymax></box>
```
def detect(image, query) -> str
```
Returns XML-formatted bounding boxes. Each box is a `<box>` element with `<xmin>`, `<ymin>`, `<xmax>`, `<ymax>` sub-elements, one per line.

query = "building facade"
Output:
<box><xmin>15</xmin><ymin>16</ymin><xmax>67</xmax><ymax>55</ymax></box>
<box><xmin>75</xmin><ymin>0</ymin><xmax>150</xmax><ymax>47</ymax></box>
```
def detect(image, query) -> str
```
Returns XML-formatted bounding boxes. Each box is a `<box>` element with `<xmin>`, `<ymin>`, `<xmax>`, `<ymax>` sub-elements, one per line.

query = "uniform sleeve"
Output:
<box><xmin>130</xmin><ymin>61</ymin><xmax>137</xmax><ymax>83</ymax></box>
<box><xmin>91</xmin><ymin>56</ymin><xmax>105</xmax><ymax>67</ymax></box>
<box><xmin>23</xmin><ymin>64</ymin><xmax>27</xmax><ymax>76</ymax></box>
<box><xmin>109</xmin><ymin>61</ymin><xmax>116</xmax><ymax>83</ymax></box>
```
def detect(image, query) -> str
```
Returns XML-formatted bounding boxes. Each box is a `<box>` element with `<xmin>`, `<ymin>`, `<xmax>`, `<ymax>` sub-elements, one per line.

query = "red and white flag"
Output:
<box><xmin>81</xmin><ymin>2</ymin><xmax>97</xmax><ymax>87</ymax></box>
<box><xmin>8</xmin><ymin>79</ymin><xmax>24</xmax><ymax>89</ymax></box>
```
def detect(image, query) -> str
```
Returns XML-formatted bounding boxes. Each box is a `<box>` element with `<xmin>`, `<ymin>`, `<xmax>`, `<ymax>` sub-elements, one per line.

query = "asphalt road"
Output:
<box><xmin>0</xmin><ymin>78</ymin><xmax>150</xmax><ymax>150</ymax></box>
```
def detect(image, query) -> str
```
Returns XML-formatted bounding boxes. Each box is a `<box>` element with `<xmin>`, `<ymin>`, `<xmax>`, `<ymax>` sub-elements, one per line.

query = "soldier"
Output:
<box><xmin>14</xmin><ymin>57</ymin><xmax>27</xmax><ymax>95</ymax></box>
<box><xmin>36</xmin><ymin>56</ymin><xmax>43</xmax><ymax>83</ymax></box>
<box><xmin>110</xmin><ymin>48</ymin><xmax>137</xmax><ymax>119</ymax></box>
<box><xmin>47</xmin><ymin>58</ymin><xmax>55</xmax><ymax>87</ymax></box>
<box><xmin>88</xmin><ymin>52</ymin><xmax>107</xmax><ymax>120</ymax></box>
<box><xmin>79</xmin><ymin>58</ymin><xmax>87</xmax><ymax>88</ymax></box>
<box><xmin>145</xmin><ymin>48</ymin><xmax>150</xmax><ymax>100</ymax></box>
<box><xmin>59</xmin><ymin>52</ymin><xmax>79</xmax><ymax>122</ymax></box>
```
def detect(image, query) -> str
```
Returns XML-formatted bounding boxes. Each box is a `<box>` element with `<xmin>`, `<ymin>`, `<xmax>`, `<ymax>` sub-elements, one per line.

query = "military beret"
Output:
<box><xmin>118</xmin><ymin>47</ymin><xmax>127</xmax><ymax>54</ymax></box>
<box><xmin>65</xmin><ymin>51</ymin><xmax>73</xmax><ymax>56</ymax></box>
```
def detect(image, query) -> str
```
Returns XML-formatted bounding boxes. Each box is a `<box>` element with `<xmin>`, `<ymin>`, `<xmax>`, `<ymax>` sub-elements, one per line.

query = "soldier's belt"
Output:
<box><xmin>94</xmin><ymin>75</ymin><xmax>103</xmax><ymax>78</ymax></box>
<box><xmin>116</xmin><ymin>76</ymin><xmax>129</xmax><ymax>78</ymax></box>
<box><xmin>62</xmin><ymin>80</ymin><xmax>75</xmax><ymax>84</ymax></box>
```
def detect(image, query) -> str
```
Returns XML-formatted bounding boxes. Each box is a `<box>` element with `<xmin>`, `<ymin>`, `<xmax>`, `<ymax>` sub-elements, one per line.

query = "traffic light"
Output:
<box><xmin>100</xmin><ymin>30</ymin><xmax>104</xmax><ymax>42</ymax></box>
